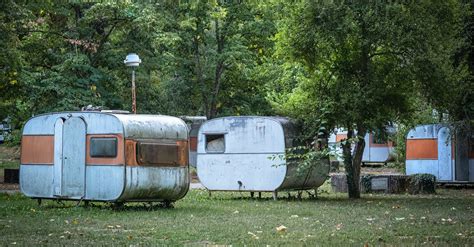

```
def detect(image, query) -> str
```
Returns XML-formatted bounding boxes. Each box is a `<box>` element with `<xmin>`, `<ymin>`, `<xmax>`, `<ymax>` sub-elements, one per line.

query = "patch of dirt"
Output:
<box><xmin>0</xmin><ymin>183</ymin><xmax>19</xmax><ymax>191</ymax></box>
<box><xmin>361</xmin><ymin>166</ymin><xmax>403</xmax><ymax>175</ymax></box>
<box><xmin>0</xmin><ymin>146</ymin><xmax>20</xmax><ymax>161</ymax></box>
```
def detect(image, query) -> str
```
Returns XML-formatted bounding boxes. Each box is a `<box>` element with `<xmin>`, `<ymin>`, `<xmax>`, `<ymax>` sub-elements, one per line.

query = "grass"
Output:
<box><xmin>0</xmin><ymin>186</ymin><xmax>473</xmax><ymax>246</ymax></box>
<box><xmin>0</xmin><ymin>145</ymin><xmax>20</xmax><ymax>170</ymax></box>
<box><xmin>0</xmin><ymin>160</ymin><xmax>19</xmax><ymax>170</ymax></box>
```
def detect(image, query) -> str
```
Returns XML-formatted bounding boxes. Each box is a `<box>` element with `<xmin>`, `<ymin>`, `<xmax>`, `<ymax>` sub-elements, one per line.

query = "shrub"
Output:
<box><xmin>5</xmin><ymin>129</ymin><xmax>21</xmax><ymax>147</ymax></box>
<box><xmin>408</xmin><ymin>173</ymin><xmax>436</xmax><ymax>194</ymax></box>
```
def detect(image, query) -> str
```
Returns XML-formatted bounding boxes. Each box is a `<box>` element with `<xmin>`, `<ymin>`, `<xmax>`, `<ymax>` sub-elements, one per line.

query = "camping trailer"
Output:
<box><xmin>180</xmin><ymin>116</ymin><xmax>207</xmax><ymax>168</ymax></box>
<box><xmin>20</xmin><ymin>112</ymin><xmax>190</xmax><ymax>203</ymax></box>
<box><xmin>196</xmin><ymin>116</ymin><xmax>329</xmax><ymax>199</ymax></box>
<box><xmin>405</xmin><ymin>124</ymin><xmax>474</xmax><ymax>182</ymax></box>
<box><xmin>329</xmin><ymin>128</ymin><xmax>395</xmax><ymax>164</ymax></box>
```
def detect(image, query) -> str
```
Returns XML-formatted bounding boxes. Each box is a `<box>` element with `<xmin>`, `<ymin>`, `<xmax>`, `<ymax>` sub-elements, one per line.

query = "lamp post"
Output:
<box><xmin>124</xmin><ymin>53</ymin><xmax>141</xmax><ymax>114</ymax></box>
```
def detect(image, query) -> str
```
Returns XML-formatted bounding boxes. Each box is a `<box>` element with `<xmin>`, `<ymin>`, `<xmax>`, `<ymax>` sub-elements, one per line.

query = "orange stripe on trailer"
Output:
<box><xmin>335</xmin><ymin>134</ymin><xmax>347</xmax><ymax>142</ymax></box>
<box><xmin>406</xmin><ymin>139</ymin><xmax>438</xmax><ymax>160</ymax></box>
<box><xmin>21</xmin><ymin>135</ymin><xmax>54</xmax><ymax>165</ymax></box>
<box><xmin>86</xmin><ymin>134</ymin><xmax>124</xmax><ymax>166</ymax></box>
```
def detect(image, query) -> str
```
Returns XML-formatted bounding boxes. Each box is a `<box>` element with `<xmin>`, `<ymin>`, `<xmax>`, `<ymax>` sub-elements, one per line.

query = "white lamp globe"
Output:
<box><xmin>124</xmin><ymin>53</ymin><xmax>141</xmax><ymax>67</ymax></box>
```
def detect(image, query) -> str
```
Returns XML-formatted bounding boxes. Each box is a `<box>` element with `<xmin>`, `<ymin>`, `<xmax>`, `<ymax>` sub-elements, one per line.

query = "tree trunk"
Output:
<box><xmin>342</xmin><ymin>127</ymin><xmax>367</xmax><ymax>199</ymax></box>
<box><xmin>342</xmin><ymin>128</ymin><xmax>355</xmax><ymax>197</ymax></box>
<box><xmin>193</xmin><ymin>18</ymin><xmax>208</xmax><ymax>117</ymax></box>
<box><xmin>208</xmin><ymin>18</ymin><xmax>225</xmax><ymax>119</ymax></box>
<box><xmin>455</xmin><ymin>126</ymin><xmax>470</xmax><ymax>181</ymax></box>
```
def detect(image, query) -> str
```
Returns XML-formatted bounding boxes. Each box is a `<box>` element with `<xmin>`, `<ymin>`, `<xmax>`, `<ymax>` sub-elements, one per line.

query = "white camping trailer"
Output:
<box><xmin>196</xmin><ymin>116</ymin><xmax>329</xmax><ymax>199</ymax></box>
<box><xmin>329</xmin><ymin>128</ymin><xmax>395</xmax><ymax>164</ymax></box>
<box><xmin>405</xmin><ymin>124</ymin><xmax>474</xmax><ymax>182</ymax></box>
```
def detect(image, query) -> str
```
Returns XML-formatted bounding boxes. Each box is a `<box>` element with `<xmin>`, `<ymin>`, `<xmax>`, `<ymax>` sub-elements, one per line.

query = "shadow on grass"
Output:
<box><xmin>197</xmin><ymin>189</ymin><xmax>470</xmax><ymax>205</ymax></box>
<box><xmin>36</xmin><ymin>199</ymin><xmax>180</xmax><ymax>212</ymax></box>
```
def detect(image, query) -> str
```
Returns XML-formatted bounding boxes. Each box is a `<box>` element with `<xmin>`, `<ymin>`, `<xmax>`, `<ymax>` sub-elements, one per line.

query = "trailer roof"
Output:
<box><xmin>113</xmin><ymin>114</ymin><xmax>187</xmax><ymax>140</ymax></box>
<box><xmin>23</xmin><ymin>112</ymin><xmax>188</xmax><ymax>139</ymax></box>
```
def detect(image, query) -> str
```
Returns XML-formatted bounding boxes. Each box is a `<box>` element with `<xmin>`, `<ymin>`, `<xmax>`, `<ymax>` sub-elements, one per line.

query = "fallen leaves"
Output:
<box><xmin>276</xmin><ymin>225</ymin><xmax>287</xmax><ymax>233</ymax></box>
<box><xmin>248</xmin><ymin>231</ymin><xmax>259</xmax><ymax>240</ymax></box>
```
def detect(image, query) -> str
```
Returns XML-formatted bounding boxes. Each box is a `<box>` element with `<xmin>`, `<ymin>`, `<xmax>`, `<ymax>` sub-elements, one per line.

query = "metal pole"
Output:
<box><xmin>131</xmin><ymin>69</ymin><xmax>137</xmax><ymax>114</ymax></box>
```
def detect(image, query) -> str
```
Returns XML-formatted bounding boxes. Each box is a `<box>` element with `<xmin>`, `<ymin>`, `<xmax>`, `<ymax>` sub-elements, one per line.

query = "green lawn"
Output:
<box><xmin>0</xmin><ymin>188</ymin><xmax>473</xmax><ymax>245</ymax></box>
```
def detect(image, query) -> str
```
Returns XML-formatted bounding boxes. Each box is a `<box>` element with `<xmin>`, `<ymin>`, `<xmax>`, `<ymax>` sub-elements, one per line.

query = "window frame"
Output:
<box><xmin>204</xmin><ymin>133</ymin><xmax>226</xmax><ymax>153</ymax></box>
<box><xmin>136</xmin><ymin>140</ymin><xmax>180</xmax><ymax>166</ymax></box>
<box><xmin>89</xmin><ymin>137</ymin><xmax>118</xmax><ymax>158</ymax></box>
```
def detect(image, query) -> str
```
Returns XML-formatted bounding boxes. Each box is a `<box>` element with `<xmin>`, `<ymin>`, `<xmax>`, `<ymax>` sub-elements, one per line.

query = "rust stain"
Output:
<box><xmin>176</xmin><ymin>140</ymin><xmax>189</xmax><ymax>167</ymax></box>
<box><xmin>86</xmin><ymin>134</ymin><xmax>124</xmax><ymax>165</ymax></box>
<box><xmin>406</xmin><ymin>139</ymin><xmax>438</xmax><ymax>160</ymax></box>
<box><xmin>189</xmin><ymin>136</ymin><xmax>198</xmax><ymax>151</ymax></box>
<box><xmin>125</xmin><ymin>139</ymin><xmax>139</xmax><ymax>166</ymax></box>
<box><xmin>21</xmin><ymin>135</ymin><xmax>54</xmax><ymax>165</ymax></box>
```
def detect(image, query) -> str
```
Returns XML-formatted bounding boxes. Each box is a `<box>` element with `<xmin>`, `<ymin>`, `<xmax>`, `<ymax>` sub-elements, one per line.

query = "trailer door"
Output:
<box><xmin>53</xmin><ymin>118</ymin><xmax>64</xmax><ymax>196</ymax></box>
<box><xmin>438</xmin><ymin>127</ymin><xmax>453</xmax><ymax>181</ymax></box>
<box><xmin>61</xmin><ymin>117</ymin><xmax>86</xmax><ymax>198</ymax></box>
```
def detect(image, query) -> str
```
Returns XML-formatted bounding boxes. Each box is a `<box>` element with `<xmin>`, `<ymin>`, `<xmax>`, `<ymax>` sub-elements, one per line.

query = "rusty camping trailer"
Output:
<box><xmin>20</xmin><ymin>112</ymin><xmax>190</xmax><ymax>204</ymax></box>
<box><xmin>405</xmin><ymin>124</ymin><xmax>474</xmax><ymax>182</ymax></box>
<box><xmin>196</xmin><ymin>116</ymin><xmax>329</xmax><ymax>199</ymax></box>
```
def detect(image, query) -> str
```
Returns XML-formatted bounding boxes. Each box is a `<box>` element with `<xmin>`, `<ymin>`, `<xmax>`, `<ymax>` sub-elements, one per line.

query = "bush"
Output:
<box><xmin>5</xmin><ymin>129</ymin><xmax>21</xmax><ymax>147</ymax></box>
<box><xmin>360</xmin><ymin>175</ymin><xmax>373</xmax><ymax>193</ymax></box>
<box><xmin>408</xmin><ymin>173</ymin><xmax>436</xmax><ymax>194</ymax></box>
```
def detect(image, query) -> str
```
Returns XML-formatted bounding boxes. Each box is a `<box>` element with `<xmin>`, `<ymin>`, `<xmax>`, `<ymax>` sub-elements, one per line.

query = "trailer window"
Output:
<box><xmin>137</xmin><ymin>142</ymin><xmax>179</xmax><ymax>166</ymax></box>
<box><xmin>205</xmin><ymin>134</ymin><xmax>225</xmax><ymax>153</ymax></box>
<box><xmin>372</xmin><ymin>131</ymin><xmax>387</xmax><ymax>144</ymax></box>
<box><xmin>90</xmin><ymin>137</ymin><xmax>117</xmax><ymax>158</ymax></box>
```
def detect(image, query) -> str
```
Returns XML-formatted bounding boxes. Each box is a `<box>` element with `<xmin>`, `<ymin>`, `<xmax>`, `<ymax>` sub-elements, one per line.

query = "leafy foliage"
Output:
<box><xmin>408</xmin><ymin>174</ymin><xmax>437</xmax><ymax>195</ymax></box>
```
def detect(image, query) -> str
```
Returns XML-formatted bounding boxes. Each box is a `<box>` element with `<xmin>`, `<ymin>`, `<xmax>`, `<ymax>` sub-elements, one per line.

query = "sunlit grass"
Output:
<box><xmin>0</xmin><ymin>187</ymin><xmax>473</xmax><ymax>245</ymax></box>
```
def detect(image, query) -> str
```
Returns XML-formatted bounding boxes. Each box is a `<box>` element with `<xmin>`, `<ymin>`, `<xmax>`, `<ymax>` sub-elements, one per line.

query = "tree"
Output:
<box><xmin>273</xmin><ymin>1</ymin><xmax>466</xmax><ymax>198</ymax></box>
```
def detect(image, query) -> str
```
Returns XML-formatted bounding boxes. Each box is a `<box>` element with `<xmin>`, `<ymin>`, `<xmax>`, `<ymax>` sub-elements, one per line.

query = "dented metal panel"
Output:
<box><xmin>113</xmin><ymin>114</ymin><xmax>188</xmax><ymax>140</ymax></box>
<box><xmin>197</xmin><ymin>116</ymin><xmax>328</xmax><ymax>192</ymax></box>
<box><xmin>119</xmin><ymin>166</ymin><xmax>189</xmax><ymax>201</ymax></box>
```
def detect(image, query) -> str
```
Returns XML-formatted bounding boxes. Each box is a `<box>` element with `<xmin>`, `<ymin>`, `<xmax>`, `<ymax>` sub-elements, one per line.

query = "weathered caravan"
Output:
<box><xmin>197</xmin><ymin>116</ymin><xmax>329</xmax><ymax>199</ymax></box>
<box><xmin>329</xmin><ymin>128</ymin><xmax>395</xmax><ymax>165</ymax></box>
<box><xmin>20</xmin><ymin>112</ymin><xmax>189</xmax><ymax>203</ymax></box>
<box><xmin>406</xmin><ymin>124</ymin><xmax>474</xmax><ymax>182</ymax></box>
